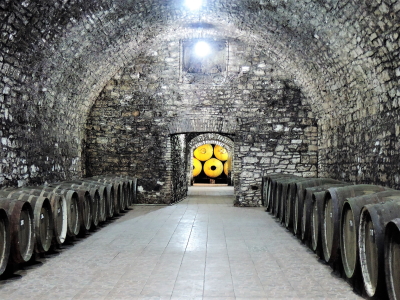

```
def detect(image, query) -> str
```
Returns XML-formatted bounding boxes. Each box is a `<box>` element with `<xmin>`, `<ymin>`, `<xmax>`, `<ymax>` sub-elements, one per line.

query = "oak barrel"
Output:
<box><xmin>340</xmin><ymin>190</ymin><xmax>400</xmax><ymax>279</ymax></box>
<box><xmin>275</xmin><ymin>177</ymin><xmax>303</xmax><ymax>222</ymax></box>
<box><xmin>80</xmin><ymin>179</ymin><xmax>115</xmax><ymax>219</ymax></box>
<box><xmin>34</xmin><ymin>187</ymin><xmax>80</xmax><ymax>237</ymax></box>
<box><xmin>89</xmin><ymin>177</ymin><xmax>123</xmax><ymax>215</ymax></box>
<box><xmin>311</xmin><ymin>190</ymin><xmax>328</xmax><ymax>255</ymax></box>
<box><xmin>16</xmin><ymin>188</ymin><xmax>68</xmax><ymax>244</ymax></box>
<box><xmin>0</xmin><ymin>208</ymin><xmax>10</xmax><ymax>275</ymax></box>
<box><xmin>64</xmin><ymin>181</ymin><xmax>107</xmax><ymax>223</ymax></box>
<box><xmin>322</xmin><ymin>184</ymin><xmax>387</xmax><ymax>264</ymax></box>
<box><xmin>46</xmin><ymin>184</ymin><xmax>93</xmax><ymax>235</ymax></box>
<box><xmin>285</xmin><ymin>177</ymin><xmax>314</xmax><ymax>230</ymax></box>
<box><xmin>57</xmin><ymin>183</ymin><xmax>100</xmax><ymax>228</ymax></box>
<box><xmin>292</xmin><ymin>178</ymin><xmax>343</xmax><ymax>236</ymax></box>
<box><xmin>265</xmin><ymin>174</ymin><xmax>297</xmax><ymax>212</ymax></box>
<box><xmin>384</xmin><ymin>218</ymin><xmax>400</xmax><ymax>300</ymax></box>
<box><xmin>0</xmin><ymin>198</ymin><xmax>34</xmax><ymax>263</ymax></box>
<box><xmin>0</xmin><ymin>191</ymin><xmax>54</xmax><ymax>253</ymax></box>
<box><xmin>301</xmin><ymin>183</ymin><xmax>350</xmax><ymax>245</ymax></box>
<box><xmin>359</xmin><ymin>199</ymin><xmax>400</xmax><ymax>298</ymax></box>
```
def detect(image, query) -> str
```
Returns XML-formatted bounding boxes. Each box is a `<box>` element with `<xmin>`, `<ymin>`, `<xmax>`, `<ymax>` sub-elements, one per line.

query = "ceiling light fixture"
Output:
<box><xmin>194</xmin><ymin>41</ymin><xmax>211</xmax><ymax>57</ymax></box>
<box><xmin>184</xmin><ymin>0</ymin><xmax>203</xmax><ymax>10</ymax></box>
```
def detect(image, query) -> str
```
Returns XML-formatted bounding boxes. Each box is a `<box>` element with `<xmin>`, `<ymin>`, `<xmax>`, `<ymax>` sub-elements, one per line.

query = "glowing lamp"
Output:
<box><xmin>194</xmin><ymin>41</ymin><xmax>211</xmax><ymax>57</ymax></box>
<box><xmin>184</xmin><ymin>0</ymin><xmax>202</xmax><ymax>10</ymax></box>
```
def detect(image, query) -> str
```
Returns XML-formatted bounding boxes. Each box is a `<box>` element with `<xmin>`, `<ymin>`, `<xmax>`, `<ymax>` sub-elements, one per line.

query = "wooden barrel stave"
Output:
<box><xmin>80</xmin><ymin>179</ymin><xmax>115</xmax><ymax>219</ymax></box>
<box><xmin>322</xmin><ymin>184</ymin><xmax>388</xmax><ymax>264</ymax></box>
<box><xmin>285</xmin><ymin>178</ymin><xmax>314</xmax><ymax>230</ymax></box>
<box><xmin>88</xmin><ymin>177</ymin><xmax>123</xmax><ymax>215</ymax></box>
<box><xmin>21</xmin><ymin>189</ymin><xmax>68</xmax><ymax>245</ymax></box>
<box><xmin>46</xmin><ymin>184</ymin><xmax>92</xmax><ymax>235</ymax></box>
<box><xmin>0</xmin><ymin>198</ymin><xmax>35</xmax><ymax>264</ymax></box>
<box><xmin>359</xmin><ymin>199</ymin><xmax>400</xmax><ymax>298</ymax></box>
<box><xmin>63</xmin><ymin>181</ymin><xmax>107</xmax><ymax>223</ymax></box>
<box><xmin>275</xmin><ymin>178</ymin><xmax>303</xmax><ymax>223</ymax></box>
<box><xmin>0</xmin><ymin>208</ymin><xmax>10</xmax><ymax>275</ymax></box>
<box><xmin>33</xmin><ymin>187</ymin><xmax>80</xmax><ymax>237</ymax></box>
<box><xmin>292</xmin><ymin>178</ymin><xmax>344</xmax><ymax>237</ymax></box>
<box><xmin>56</xmin><ymin>183</ymin><xmax>100</xmax><ymax>228</ymax></box>
<box><xmin>96</xmin><ymin>177</ymin><xmax>128</xmax><ymax>210</ymax></box>
<box><xmin>301</xmin><ymin>183</ymin><xmax>350</xmax><ymax>246</ymax></box>
<box><xmin>341</xmin><ymin>190</ymin><xmax>400</xmax><ymax>279</ymax></box>
<box><xmin>384</xmin><ymin>218</ymin><xmax>400</xmax><ymax>300</ymax></box>
<box><xmin>0</xmin><ymin>191</ymin><xmax>54</xmax><ymax>253</ymax></box>
<box><xmin>266</xmin><ymin>174</ymin><xmax>297</xmax><ymax>212</ymax></box>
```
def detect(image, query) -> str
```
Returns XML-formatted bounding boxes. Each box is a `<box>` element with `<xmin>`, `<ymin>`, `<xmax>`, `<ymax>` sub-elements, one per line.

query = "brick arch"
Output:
<box><xmin>168</xmin><ymin>117</ymin><xmax>237</xmax><ymax>136</ymax></box>
<box><xmin>188</xmin><ymin>134</ymin><xmax>234</xmax><ymax>153</ymax></box>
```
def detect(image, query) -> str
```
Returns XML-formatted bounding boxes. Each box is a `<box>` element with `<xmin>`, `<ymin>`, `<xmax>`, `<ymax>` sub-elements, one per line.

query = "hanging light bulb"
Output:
<box><xmin>194</xmin><ymin>41</ymin><xmax>211</xmax><ymax>57</ymax></box>
<box><xmin>184</xmin><ymin>0</ymin><xmax>202</xmax><ymax>10</ymax></box>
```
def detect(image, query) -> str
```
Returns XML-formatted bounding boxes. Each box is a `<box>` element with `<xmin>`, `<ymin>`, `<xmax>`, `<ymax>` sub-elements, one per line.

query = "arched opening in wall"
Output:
<box><xmin>170</xmin><ymin>132</ymin><xmax>235</xmax><ymax>203</ymax></box>
<box><xmin>187</xmin><ymin>133</ymin><xmax>234</xmax><ymax>186</ymax></box>
<box><xmin>192</xmin><ymin>143</ymin><xmax>231</xmax><ymax>185</ymax></box>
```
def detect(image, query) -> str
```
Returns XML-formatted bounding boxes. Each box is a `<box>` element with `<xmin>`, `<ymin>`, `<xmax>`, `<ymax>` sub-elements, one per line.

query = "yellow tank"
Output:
<box><xmin>204</xmin><ymin>158</ymin><xmax>223</xmax><ymax>178</ymax></box>
<box><xmin>224</xmin><ymin>158</ymin><xmax>231</xmax><ymax>176</ymax></box>
<box><xmin>193</xmin><ymin>144</ymin><xmax>213</xmax><ymax>161</ymax></box>
<box><xmin>214</xmin><ymin>145</ymin><xmax>229</xmax><ymax>161</ymax></box>
<box><xmin>192</xmin><ymin>158</ymin><xmax>202</xmax><ymax>177</ymax></box>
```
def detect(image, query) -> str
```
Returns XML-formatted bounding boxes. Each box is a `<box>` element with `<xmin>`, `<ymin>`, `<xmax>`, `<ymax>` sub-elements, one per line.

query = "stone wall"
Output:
<box><xmin>1</xmin><ymin>0</ymin><xmax>400</xmax><ymax>204</ymax></box>
<box><xmin>85</xmin><ymin>39</ymin><xmax>317</xmax><ymax>205</ymax></box>
<box><xmin>319</xmin><ymin>110</ymin><xmax>400</xmax><ymax>189</ymax></box>
<box><xmin>171</xmin><ymin>134</ymin><xmax>188</xmax><ymax>203</ymax></box>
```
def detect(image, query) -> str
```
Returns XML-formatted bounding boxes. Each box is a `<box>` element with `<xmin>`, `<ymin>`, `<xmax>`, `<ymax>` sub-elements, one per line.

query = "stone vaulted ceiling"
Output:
<box><xmin>1</xmin><ymin>0</ymin><xmax>399</xmax><ymax>186</ymax></box>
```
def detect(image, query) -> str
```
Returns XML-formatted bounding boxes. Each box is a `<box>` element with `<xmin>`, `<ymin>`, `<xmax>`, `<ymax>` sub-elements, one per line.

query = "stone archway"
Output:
<box><xmin>187</xmin><ymin>133</ymin><xmax>235</xmax><ymax>187</ymax></box>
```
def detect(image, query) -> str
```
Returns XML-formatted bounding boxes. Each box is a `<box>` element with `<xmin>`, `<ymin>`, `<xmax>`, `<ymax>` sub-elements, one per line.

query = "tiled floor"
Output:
<box><xmin>0</xmin><ymin>185</ymin><xmax>363</xmax><ymax>300</ymax></box>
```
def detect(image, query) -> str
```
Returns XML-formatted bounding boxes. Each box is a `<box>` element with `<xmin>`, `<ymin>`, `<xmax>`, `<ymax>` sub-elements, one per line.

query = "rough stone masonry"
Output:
<box><xmin>1</xmin><ymin>0</ymin><xmax>400</xmax><ymax>205</ymax></box>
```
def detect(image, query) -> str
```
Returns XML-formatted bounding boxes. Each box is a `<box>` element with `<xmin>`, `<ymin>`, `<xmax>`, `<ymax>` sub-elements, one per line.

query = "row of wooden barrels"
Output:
<box><xmin>0</xmin><ymin>175</ymin><xmax>137</xmax><ymax>277</ymax></box>
<box><xmin>262</xmin><ymin>174</ymin><xmax>400</xmax><ymax>300</ymax></box>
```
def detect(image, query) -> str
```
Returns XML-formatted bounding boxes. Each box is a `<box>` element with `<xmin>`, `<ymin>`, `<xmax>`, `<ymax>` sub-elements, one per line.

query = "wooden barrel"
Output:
<box><xmin>61</xmin><ymin>182</ymin><xmax>103</xmax><ymax>226</ymax></box>
<box><xmin>269</xmin><ymin>177</ymin><xmax>292</xmax><ymax>217</ymax></box>
<box><xmin>359</xmin><ymin>199</ymin><xmax>400</xmax><ymax>298</ymax></box>
<box><xmin>0</xmin><ymin>198</ymin><xmax>34</xmax><ymax>263</ymax></box>
<box><xmin>261</xmin><ymin>176</ymin><xmax>268</xmax><ymax>207</ymax></box>
<box><xmin>265</xmin><ymin>174</ymin><xmax>297</xmax><ymax>212</ymax></box>
<box><xmin>0</xmin><ymin>208</ymin><xmax>10</xmax><ymax>275</ymax></box>
<box><xmin>116</xmin><ymin>178</ymin><xmax>131</xmax><ymax>209</ymax></box>
<box><xmin>34</xmin><ymin>187</ymin><xmax>80</xmax><ymax>237</ymax></box>
<box><xmin>14</xmin><ymin>188</ymin><xmax>68</xmax><ymax>244</ymax></box>
<box><xmin>301</xmin><ymin>183</ymin><xmax>350</xmax><ymax>246</ymax></box>
<box><xmin>81</xmin><ymin>179</ymin><xmax>115</xmax><ymax>218</ymax></box>
<box><xmin>322</xmin><ymin>184</ymin><xmax>388</xmax><ymax>265</ymax></box>
<box><xmin>0</xmin><ymin>191</ymin><xmax>54</xmax><ymax>253</ymax></box>
<box><xmin>102</xmin><ymin>176</ymin><xmax>130</xmax><ymax>209</ymax></box>
<box><xmin>48</xmin><ymin>184</ymin><xmax>93</xmax><ymax>235</ymax></box>
<box><xmin>118</xmin><ymin>176</ymin><xmax>138</xmax><ymax>205</ymax></box>
<box><xmin>114</xmin><ymin>179</ymin><xmax>130</xmax><ymax>208</ymax></box>
<box><xmin>63</xmin><ymin>181</ymin><xmax>107</xmax><ymax>223</ymax></box>
<box><xmin>285</xmin><ymin>178</ymin><xmax>314</xmax><ymax>230</ymax></box>
<box><xmin>90</xmin><ymin>177</ymin><xmax>123</xmax><ymax>215</ymax></box>
<box><xmin>311</xmin><ymin>190</ymin><xmax>328</xmax><ymax>255</ymax></box>
<box><xmin>274</xmin><ymin>177</ymin><xmax>302</xmax><ymax>222</ymax></box>
<box><xmin>384</xmin><ymin>218</ymin><xmax>400</xmax><ymax>300</ymax></box>
<box><xmin>292</xmin><ymin>178</ymin><xmax>344</xmax><ymax>236</ymax></box>
<box><xmin>340</xmin><ymin>190</ymin><xmax>400</xmax><ymax>280</ymax></box>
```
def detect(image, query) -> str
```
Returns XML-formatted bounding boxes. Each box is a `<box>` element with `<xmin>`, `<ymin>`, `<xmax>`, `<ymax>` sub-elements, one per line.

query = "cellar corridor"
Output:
<box><xmin>0</xmin><ymin>186</ymin><xmax>362</xmax><ymax>299</ymax></box>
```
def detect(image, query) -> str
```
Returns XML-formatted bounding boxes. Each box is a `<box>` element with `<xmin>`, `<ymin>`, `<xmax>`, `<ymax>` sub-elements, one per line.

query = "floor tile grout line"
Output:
<box><xmin>201</xmin><ymin>197</ymin><xmax>211</xmax><ymax>299</ymax></box>
<box><xmin>139</xmin><ymin>198</ymin><xmax>192</xmax><ymax>297</ymax></box>
<box><xmin>170</xmin><ymin>198</ymin><xmax>202</xmax><ymax>298</ymax></box>
<box><xmin>136</xmin><ymin>203</ymin><xmax>184</xmax><ymax>296</ymax></box>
